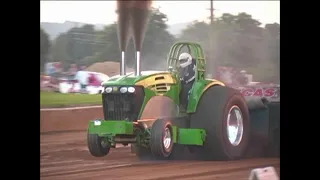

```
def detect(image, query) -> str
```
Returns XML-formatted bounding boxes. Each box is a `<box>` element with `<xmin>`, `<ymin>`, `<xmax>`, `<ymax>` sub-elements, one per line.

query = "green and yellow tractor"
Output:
<box><xmin>87</xmin><ymin>42</ymin><xmax>280</xmax><ymax>160</ymax></box>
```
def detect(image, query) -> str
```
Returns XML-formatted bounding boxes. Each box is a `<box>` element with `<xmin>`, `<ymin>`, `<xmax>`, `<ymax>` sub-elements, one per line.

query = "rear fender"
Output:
<box><xmin>187</xmin><ymin>80</ymin><xmax>225</xmax><ymax>113</ymax></box>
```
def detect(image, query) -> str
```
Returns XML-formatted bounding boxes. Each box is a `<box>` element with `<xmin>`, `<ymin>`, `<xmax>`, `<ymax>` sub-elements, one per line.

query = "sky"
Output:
<box><xmin>40</xmin><ymin>1</ymin><xmax>280</xmax><ymax>25</ymax></box>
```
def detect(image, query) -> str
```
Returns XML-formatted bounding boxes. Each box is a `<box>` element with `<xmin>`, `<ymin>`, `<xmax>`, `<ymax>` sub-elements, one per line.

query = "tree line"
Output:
<box><xmin>40</xmin><ymin>8</ymin><xmax>279</xmax><ymax>83</ymax></box>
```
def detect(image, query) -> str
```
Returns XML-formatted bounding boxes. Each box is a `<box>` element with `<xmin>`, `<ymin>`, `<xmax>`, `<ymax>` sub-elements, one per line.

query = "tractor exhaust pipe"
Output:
<box><xmin>136</xmin><ymin>51</ymin><xmax>141</xmax><ymax>76</ymax></box>
<box><xmin>121</xmin><ymin>51</ymin><xmax>126</xmax><ymax>75</ymax></box>
<box><xmin>116</xmin><ymin>0</ymin><xmax>152</xmax><ymax>76</ymax></box>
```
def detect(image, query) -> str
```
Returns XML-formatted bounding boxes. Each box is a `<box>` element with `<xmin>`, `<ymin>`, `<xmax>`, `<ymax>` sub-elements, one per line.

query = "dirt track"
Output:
<box><xmin>40</xmin><ymin>106</ymin><xmax>280</xmax><ymax>180</ymax></box>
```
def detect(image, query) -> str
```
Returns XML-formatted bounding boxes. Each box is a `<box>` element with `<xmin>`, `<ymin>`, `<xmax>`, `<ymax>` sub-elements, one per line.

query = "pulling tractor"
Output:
<box><xmin>87</xmin><ymin>42</ymin><xmax>280</xmax><ymax>160</ymax></box>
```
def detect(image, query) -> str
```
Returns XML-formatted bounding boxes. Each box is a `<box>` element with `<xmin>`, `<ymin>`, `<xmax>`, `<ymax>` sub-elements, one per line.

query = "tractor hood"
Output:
<box><xmin>102</xmin><ymin>75</ymin><xmax>139</xmax><ymax>86</ymax></box>
<box><xmin>102</xmin><ymin>71</ymin><xmax>176</xmax><ymax>87</ymax></box>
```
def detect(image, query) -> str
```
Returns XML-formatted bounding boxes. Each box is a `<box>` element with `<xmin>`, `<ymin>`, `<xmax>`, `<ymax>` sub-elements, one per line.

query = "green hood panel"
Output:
<box><xmin>102</xmin><ymin>72</ymin><xmax>172</xmax><ymax>86</ymax></box>
<box><xmin>103</xmin><ymin>76</ymin><xmax>140</xmax><ymax>86</ymax></box>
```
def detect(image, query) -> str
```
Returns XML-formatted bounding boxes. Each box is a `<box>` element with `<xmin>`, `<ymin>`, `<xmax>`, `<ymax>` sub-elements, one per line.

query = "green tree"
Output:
<box><xmin>51</xmin><ymin>33</ymin><xmax>69</xmax><ymax>65</ymax></box>
<box><xmin>262</xmin><ymin>23</ymin><xmax>280</xmax><ymax>83</ymax></box>
<box><xmin>178</xmin><ymin>12</ymin><xmax>280</xmax><ymax>83</ymax></box>
<box><xmin>140</xmin><ymin>8</ymin><xmax>176</xmax><ymax>70</ymax></box>
<box><xmin>87</xmin><ymin>23</ymin><xmax>120</xmax><ymax>66</ymax></box>
<box><xmin>51</xmin><ymin>24</ymin><xmax>98</xmax><ymax>67</ymax></box>
<box><xmin>40</xmin><ymin>28</ymin><xmax>51</xmax><ymax>72</ymax></box>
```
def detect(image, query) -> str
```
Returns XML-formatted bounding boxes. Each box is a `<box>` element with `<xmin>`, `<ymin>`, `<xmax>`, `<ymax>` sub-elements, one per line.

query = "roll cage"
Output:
<box><xmin>166</xmin><ymin>42</ymin><xmax>206</xmax><ymax>81</ymax></box>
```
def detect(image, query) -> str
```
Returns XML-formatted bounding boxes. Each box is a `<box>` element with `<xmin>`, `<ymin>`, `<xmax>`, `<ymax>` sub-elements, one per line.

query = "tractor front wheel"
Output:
<box><xmin>87</xmin><ymin>132</ymin><xmax>110</xmax><ymax>157</ymax></box>
<box><xmin>150</xmin><ymin>119</ymin><xmax>174</xmax><ymax>158</ymax></box>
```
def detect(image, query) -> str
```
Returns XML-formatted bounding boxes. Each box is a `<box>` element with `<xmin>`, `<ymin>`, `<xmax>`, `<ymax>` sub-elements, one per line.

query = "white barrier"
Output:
<box><xmin>40</xmin><ymin>105</ymin><xmax>102</xmax><ymax>112</ymax></box>
<box><xmin>249</xmin><ymin>166</ymin><xmax>279</xmax><ymax>180</ymax></box>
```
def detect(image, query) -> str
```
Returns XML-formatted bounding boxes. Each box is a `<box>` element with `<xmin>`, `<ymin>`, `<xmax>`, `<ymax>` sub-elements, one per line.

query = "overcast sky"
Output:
<box><xmin>40</xmin><ymin>1</ymin><xmax>280</xmax><ymax>25</ymax></box>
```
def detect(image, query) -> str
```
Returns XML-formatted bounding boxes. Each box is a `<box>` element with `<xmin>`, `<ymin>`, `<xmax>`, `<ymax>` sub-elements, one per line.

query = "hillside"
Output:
<box><xmin>40</xmin><ymin>21</ymin><xmax>189</xmax><ymax>40</ymax></box>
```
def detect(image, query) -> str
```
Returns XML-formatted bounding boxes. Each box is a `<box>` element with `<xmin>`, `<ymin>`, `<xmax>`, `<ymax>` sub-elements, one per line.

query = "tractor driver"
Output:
<box><xmin>178</xmin><ymin>52</ymin><xmax>196</xmax><ymax>109</ymax></box>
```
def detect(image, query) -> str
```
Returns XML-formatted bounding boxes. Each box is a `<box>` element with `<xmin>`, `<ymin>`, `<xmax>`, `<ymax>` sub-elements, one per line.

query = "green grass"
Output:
<box><xmin>40</xmin><ymin>91</ymin><xmax>102</xmax><ymax>108</ymax></box>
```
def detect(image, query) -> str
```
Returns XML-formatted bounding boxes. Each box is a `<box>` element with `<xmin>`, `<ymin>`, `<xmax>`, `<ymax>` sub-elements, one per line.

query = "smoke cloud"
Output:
<box><xmin>130</xmin><ymin>0</ymin><xmax>153</xmax><ymax>51</ymax></box>
<box><xmin>116</xmin><ymin>0</ymin><xmax>153</xmax><ymax>52</ymax></box>
<box><xmin>116</xmin><ymin>0</ymin><xmax>134</xmax><ymax>51</ymax></box>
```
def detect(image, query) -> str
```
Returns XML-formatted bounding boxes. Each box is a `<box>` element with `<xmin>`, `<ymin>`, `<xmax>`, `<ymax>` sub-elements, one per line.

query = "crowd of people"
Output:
<box><xmin>42</xmin><ymin>62</ymin><xmax>271</xmax><ymax>95</ymax></box>
<box><xmin>42</xmin><ymin>62</ymin><xmax>109</xmax><ymax>93</ymax></box>
<box><xmin>45</xmin><ymin>62</ymin><xmax>87</xmax><ymax>79</ymax></box>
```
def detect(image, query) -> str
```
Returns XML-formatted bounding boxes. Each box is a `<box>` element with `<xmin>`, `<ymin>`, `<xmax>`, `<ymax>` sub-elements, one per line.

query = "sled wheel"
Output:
<box><xmin>150</xmin><ymin>119</ymin><xmax>174</xmax><ymax>158</ymax></box>
<box><xmin>190</xmin><ymin>86</ymin><xmax>250</xmax><ymax>160</ymax></box>
<box><xmin>87</xmin><ymin>131</ymin><xmax>110</xmax><ymax>157</ymax></box>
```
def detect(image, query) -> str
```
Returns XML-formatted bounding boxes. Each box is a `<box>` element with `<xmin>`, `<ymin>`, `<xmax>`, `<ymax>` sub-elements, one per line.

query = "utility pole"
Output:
<box><xmin>208</xmin><ymin>0</ymin><xmax>215</xmax><ymax>78</ymax></box>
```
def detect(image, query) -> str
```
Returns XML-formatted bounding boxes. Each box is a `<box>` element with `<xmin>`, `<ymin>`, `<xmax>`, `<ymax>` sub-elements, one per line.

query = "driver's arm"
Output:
<box><xmin>184</xmin><ymin>60</ymin><xmax>196</xmax><ymax>83</ymax></box>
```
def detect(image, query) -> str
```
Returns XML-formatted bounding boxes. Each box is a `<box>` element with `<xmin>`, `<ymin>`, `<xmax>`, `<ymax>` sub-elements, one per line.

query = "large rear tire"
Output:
<box><xmin>87</xmin><ymin>132</ymin><xmax>110</xmax><ymax>157</ymax></box>
<box><xmin>190</xmin><ymin>86</ymin><xmax>250</xmax><ymax>160</ymax></box>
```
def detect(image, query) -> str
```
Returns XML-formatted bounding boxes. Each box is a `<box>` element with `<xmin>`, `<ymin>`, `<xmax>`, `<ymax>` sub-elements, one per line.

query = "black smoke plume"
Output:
<box><xmin>130</xmin><ymin>0</ymin><xmax>153</xmax><ymax>51</ymax></box>
<box><xmin>116</xmin><ymin>0</ymin><xmax>134</xmax><ymax>51</ymax></box>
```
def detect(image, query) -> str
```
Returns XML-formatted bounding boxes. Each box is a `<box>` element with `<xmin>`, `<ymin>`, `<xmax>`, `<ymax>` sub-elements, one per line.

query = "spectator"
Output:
<box><xmin>80</xmin><ymin>65</ymin><xmax>87</xmax><ymax>70</ymax></box>
<box><xmin>75</xmin><ymin>67</ymin><xmax>89</xmax><ymax>93</ymax></box>
<box><xmin>221</xmin><ymin>69</ymin><xmax>233</xmax><ymax>85</ymax></box>
<box><xmin>54</xmin><ymin>62</ymin><xmax>62</xmax><ymax>77</ymax></box>
<box><xmin>66</xmin><ymin>64</ymin><xmax>78</xmax><ymax>92</ymax></box>
<box><xmin>46</xmin><ymin>63</ymin><xmax>55</xmax><ymax>76</ymax></box>
<box><xmin>67</xmin><ymin>64</ymin><xmax>78</xmax><ymax>78</ymax></box>
<box><xmin>237</xmin><ymin>70</ymin><xmax>249</xmax><ymax>86</ymax></box>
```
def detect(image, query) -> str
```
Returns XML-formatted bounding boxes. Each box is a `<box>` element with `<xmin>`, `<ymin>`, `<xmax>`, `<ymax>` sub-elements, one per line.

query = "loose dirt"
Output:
<box><xmin>41</xmin><ymin>131</ymin><xmax>280</xmax><ymax>180</ymax></box>
<box><xmin>40</xmin><ymin>101</ymin><xmax>280</xmax><ymax>180</ymax></box>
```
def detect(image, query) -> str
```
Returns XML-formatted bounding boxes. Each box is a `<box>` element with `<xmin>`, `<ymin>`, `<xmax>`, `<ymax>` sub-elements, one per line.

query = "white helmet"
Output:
<box><xmin>178</xmin><ymin>53</ymin><xmax>192</xmax><ymax>68</ymax></box>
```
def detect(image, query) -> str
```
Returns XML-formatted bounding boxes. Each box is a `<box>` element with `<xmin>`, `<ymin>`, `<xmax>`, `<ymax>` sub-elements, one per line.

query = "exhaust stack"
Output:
<box><xmin>136</xmin><ymin>51</ymin><xmax>140</xmax><ymax>75</ymax></box>
<box><xmin>116</xmin><ymin>0</ymin><xmax>152</xmax><ymax>76</ymax></box>
<box><xmin>121</xmin><ymin>51</ymin><xmax>125</xmax><ymax>75</ymax></box>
